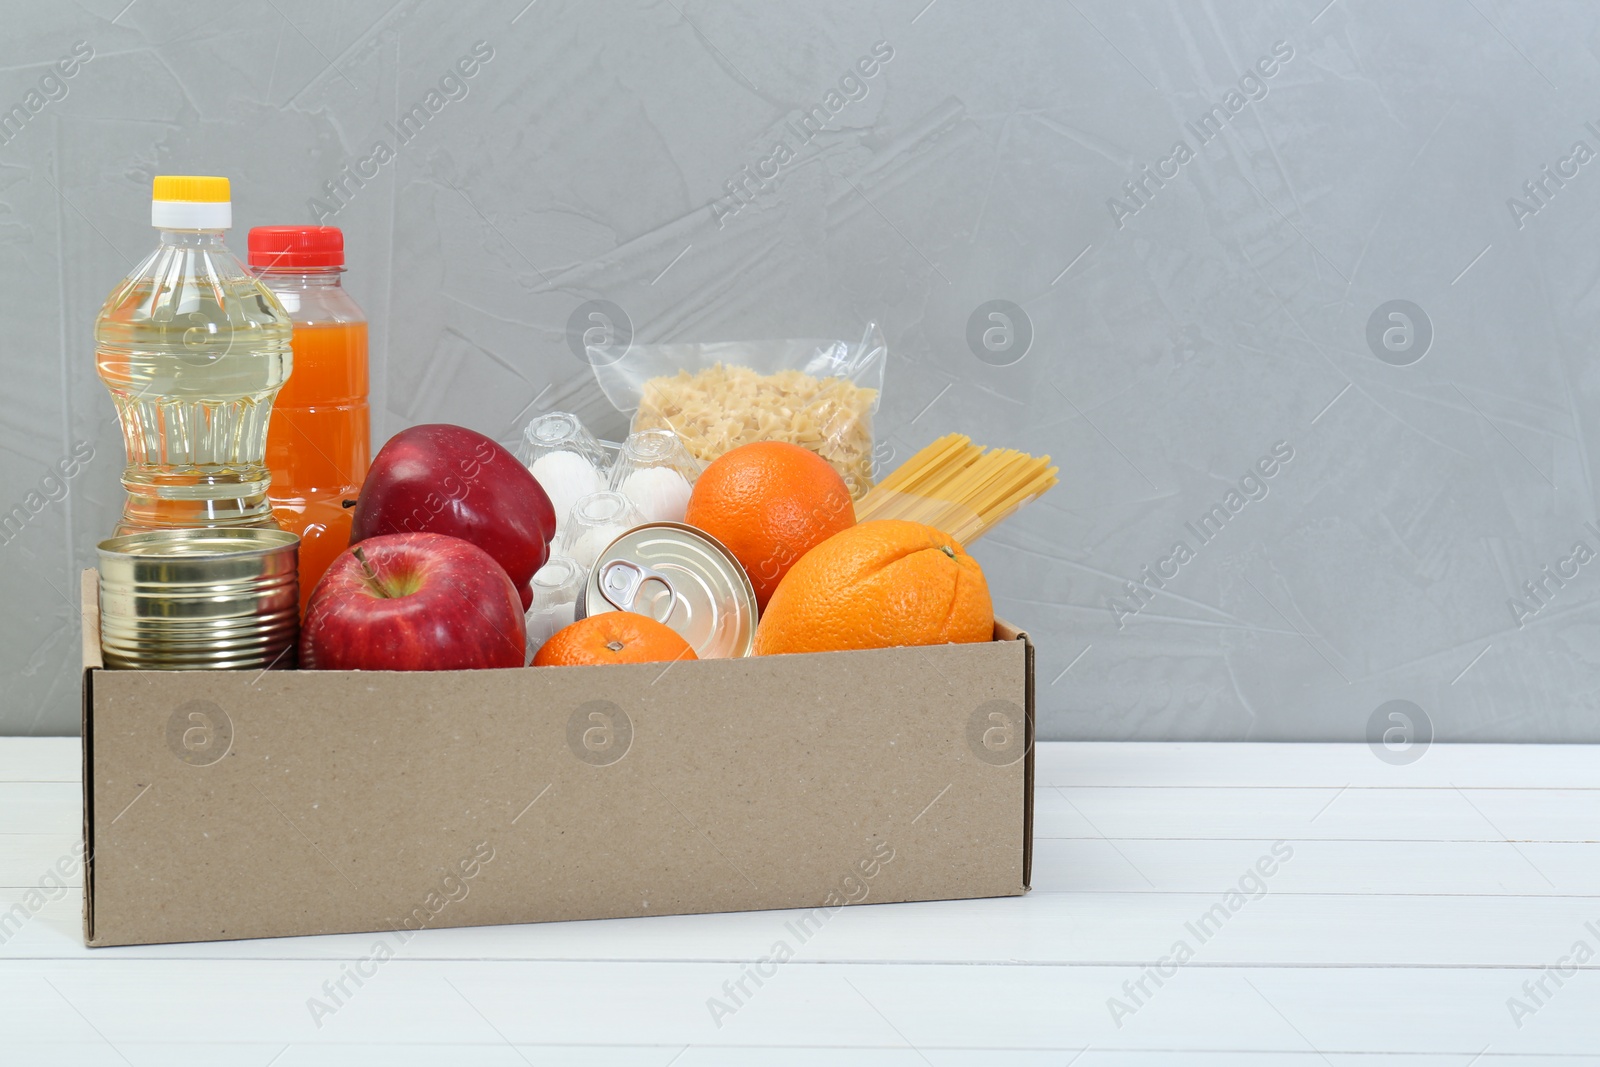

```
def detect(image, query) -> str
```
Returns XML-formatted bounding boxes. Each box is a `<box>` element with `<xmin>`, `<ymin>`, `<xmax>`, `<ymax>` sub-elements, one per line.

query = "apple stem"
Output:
<box><xmin>351</xmin><ymin>545</ymin><xmax>387</xmax><ymax>597</ymax></box>
<box><xmin>342</xmin><ymin>499</ymin><xmax>358</xmax><ymax>509</ymax></box>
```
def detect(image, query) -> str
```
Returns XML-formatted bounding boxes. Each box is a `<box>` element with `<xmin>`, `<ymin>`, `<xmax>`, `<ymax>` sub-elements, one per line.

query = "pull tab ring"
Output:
<box><xmin>597</xmin><ymin>559</ymin><xmax>679</xmax><ymax>623</ymax></box>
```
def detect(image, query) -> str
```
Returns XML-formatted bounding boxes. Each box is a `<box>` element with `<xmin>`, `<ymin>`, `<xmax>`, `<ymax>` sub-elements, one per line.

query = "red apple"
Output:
<box><xmin>351</xmin><ymin>424</ymin><xmax>556</xmax><ymax>610</ymax></box>
<box><xmin>301</xmin><ymin>532</ymin><xmax>525</xmax><ymax>670</ymax></box>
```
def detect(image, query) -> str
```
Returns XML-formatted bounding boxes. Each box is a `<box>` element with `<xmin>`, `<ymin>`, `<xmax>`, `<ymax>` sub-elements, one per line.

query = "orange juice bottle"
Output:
<box><xmin>249</xmin><ymin>226</ymin><xmax>369</xmax><ymax>610</ymax></box>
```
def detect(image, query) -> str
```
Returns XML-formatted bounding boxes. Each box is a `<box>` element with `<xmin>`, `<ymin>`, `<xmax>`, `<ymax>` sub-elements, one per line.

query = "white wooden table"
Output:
<box><xmin>2</xmin><ymin>739</ymin><xmax>1595</xmax><ymax>1065</ymax></box>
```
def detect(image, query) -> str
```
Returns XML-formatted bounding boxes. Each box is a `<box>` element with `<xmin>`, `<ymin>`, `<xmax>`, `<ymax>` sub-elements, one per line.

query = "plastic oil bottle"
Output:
<box><xmin>249</xmin><ymin>226</ymin><xmax>370</xmax><ymax>607</ymax></box>
<box><xmin>95</xmin><ymin>176</ymin><xmax>293</xmax><ymax>532</ymax></box>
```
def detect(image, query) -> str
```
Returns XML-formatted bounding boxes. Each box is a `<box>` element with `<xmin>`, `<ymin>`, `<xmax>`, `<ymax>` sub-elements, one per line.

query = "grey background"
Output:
<box><xmin>3</xmin><ymin>0</ymin><xmax>1598</xmax><ymax>740</ymax></box>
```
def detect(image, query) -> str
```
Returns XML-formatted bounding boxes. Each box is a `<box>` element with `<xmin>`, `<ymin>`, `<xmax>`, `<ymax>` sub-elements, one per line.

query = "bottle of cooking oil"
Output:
<box><xmin>95</xmin><ymin>176</ymin><xmax>293</xmax><ymax>531</ymax></box>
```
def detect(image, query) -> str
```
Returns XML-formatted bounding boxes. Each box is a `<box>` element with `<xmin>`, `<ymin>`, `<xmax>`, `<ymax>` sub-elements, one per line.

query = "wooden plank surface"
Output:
<box><xmin>1</xmin><ymin>739</ymin><xmax>1595</xmax><ymax>1064</ymax></box>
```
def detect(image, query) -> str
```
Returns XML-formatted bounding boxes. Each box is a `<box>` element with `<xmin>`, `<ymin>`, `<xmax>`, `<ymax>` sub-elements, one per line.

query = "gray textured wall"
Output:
<box><xmin>3</xmin><ymin>0</ymin><xmax>1597</xmax><ymax>740</ymax></box>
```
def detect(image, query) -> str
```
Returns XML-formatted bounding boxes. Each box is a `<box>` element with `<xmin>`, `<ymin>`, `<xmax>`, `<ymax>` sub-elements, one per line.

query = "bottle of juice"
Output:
<box><xmin>249</xmin><ymin>226</ymin><xmax>370</xmax><ymax>608</ymax></box>
<box><xmin>95</xmin><ymin>176</ymin><xmax>293</xmax><ymax>531</ymax></box>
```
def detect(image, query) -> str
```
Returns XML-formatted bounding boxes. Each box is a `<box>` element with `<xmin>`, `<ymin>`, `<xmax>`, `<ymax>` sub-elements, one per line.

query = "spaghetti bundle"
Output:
<box><xmin>857</xmin><ymin>434</ymin><xmax>1057</xmax><ymax>543</ymax></box>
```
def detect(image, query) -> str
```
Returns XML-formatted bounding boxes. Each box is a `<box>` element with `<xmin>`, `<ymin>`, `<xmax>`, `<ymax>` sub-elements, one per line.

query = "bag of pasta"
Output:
<box><xmin>588</xmin><ymin>322</ymin><xmax>886</xmax><ymax>499</ymax></box>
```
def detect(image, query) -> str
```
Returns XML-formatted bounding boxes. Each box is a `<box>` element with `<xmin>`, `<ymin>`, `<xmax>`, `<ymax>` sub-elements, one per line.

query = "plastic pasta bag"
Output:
<box><xmin>589</xmin><ymin>322</ymin><xmax>886</xmax><ymax>499</ymax></box>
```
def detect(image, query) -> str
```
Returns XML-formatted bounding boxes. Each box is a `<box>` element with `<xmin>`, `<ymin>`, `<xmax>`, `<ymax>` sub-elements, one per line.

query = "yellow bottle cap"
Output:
<box><xmin>152</xmin><ymin>175</ymin><xmax>231</xmax><ymax>203</ymax></box>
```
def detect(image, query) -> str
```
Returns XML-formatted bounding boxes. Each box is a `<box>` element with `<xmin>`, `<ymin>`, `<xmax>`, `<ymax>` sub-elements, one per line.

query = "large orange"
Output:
<box><xmin>533</xmin><ymin>613</ymin><xmax>697</xmax><ymax>667</ymax></box>
<box><xmin>754</xmin><ymin>519</ymin><xmax>993</xmax><ymax>655</ymax></box>
<box><xmin>684</xmin><ymin>441</ymin><xmax>855</xmax><ymax>609</ymax></box>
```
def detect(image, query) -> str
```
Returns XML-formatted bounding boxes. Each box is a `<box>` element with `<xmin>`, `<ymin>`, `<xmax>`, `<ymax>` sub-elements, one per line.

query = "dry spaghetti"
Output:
<box><xmin>857</xmin><ymin>433</ymin><xmax>1057</xmax><ymax>543</ymax></box>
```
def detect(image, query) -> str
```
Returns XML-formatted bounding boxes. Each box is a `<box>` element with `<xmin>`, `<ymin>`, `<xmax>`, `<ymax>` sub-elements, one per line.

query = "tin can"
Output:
<box><xmin>576</xmin><ymin>522</ymin><xmax>757</xmax><ymax>658</ymax></box>
<box><xmin>97</xmin><ymin>528</ymin><xmax>300</xmax><ymax>671</ymax></box>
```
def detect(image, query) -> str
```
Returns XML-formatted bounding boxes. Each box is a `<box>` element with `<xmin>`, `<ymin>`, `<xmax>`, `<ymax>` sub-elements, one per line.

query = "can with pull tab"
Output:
<box><xmin>575</xmin><ymin>522</ymin><xmax>757</xmax><ymax>659</ymax></box>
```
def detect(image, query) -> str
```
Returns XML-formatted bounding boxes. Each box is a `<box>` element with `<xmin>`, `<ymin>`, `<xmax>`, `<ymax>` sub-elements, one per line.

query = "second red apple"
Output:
<box><xmin>350</xmin><ymin>423</ymin><xmax>556</xmax><ymax>610</ymax></box>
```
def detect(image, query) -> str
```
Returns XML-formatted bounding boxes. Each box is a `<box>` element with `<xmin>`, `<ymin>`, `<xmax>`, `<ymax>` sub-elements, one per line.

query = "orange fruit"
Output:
<box><xmin>533</xmin><ymin>613</ymin><xmax>698</xmax><ymax>667</ymax></box>
<box><xmin>684</xmin><ymin>441</ymin><xmax>856</xmax><ymax>609</ymax></box>
<box><xmin>754</xmin><ymin>519</ymin><xmax>993</xmax><ymax>655</ymax></box>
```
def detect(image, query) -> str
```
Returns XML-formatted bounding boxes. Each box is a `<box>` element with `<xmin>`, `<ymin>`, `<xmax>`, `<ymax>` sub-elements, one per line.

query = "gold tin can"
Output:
<box><xmin>576</xmin><ymin>522</ymin><xmax>758</xmax><ymax>659</ymax></box>
<box><xmin>97</xmin><ymin>528</ymin><xmax>300</xmax><ymax>671</ymax></box>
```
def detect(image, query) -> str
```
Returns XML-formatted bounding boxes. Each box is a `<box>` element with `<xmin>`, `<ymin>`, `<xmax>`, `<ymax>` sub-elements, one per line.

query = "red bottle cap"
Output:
<box><xmin>249</xmin><ymin>226</ymin><xmax>344</xmax><ymax>270</ymax></box>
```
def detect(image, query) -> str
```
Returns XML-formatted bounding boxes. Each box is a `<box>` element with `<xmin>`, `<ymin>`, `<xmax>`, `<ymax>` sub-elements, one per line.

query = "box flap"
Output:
<box><xmin>81</xmin><ymin>568</ymin><xmax>101</xmax><ymax>671</ymax></box>
<box><xmin>993</xmin><ymin>618</ymin><xmax>1026</xmax><ymax>643</ymax></box>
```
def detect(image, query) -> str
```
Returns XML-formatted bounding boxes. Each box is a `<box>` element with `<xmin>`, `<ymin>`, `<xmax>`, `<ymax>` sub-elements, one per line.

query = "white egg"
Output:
<box><xmin>528</xmin><ymin>451</ymin><xmax>604</xmax><ymax>537</ymax></box>
<box><xmin>620</xmin><ymin>467</ymin><xmax>693</xmax><ymax>523</ymax></box>
<box><xmin>565</xmin><ymin>524</ymin><xmax>630</xmax><ymax>571</ymax></box>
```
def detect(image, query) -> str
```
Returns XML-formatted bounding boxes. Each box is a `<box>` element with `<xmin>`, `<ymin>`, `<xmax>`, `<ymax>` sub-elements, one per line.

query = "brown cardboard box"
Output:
<box><xmin>79</xmin><ymin>570</ymin><xmax>1034</xmax><ymax>947</ymax></box>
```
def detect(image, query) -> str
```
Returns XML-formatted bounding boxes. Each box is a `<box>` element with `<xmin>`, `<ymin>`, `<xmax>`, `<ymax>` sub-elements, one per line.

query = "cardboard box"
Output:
<box><xmin>80</xmin><ymin>570</ymin><xmax>1034</xmax><ymax>947</ymax></box>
